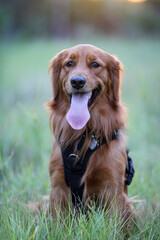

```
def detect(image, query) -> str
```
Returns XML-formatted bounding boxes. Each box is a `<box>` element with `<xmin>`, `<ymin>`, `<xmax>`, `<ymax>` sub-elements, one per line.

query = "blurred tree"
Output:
<box><xmin>149</xmin><ymin>0</ymin><xmax>160</xmax><ymax>9</ymax></box>
<box><xmin>51</xmin><ymin>0</ymin><xmax>71</xmax><ymax>37</ymax></box>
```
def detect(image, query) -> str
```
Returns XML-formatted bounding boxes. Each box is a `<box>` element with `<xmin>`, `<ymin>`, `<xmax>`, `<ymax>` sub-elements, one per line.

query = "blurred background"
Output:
<box><xmin>0</xmin><ymin>0</ymin><xmax>160</xmax><ymax>204</ymax></box>
<box><xmin>1</xmin><ymin>0</ymin><xmax>160</xmax><ymax>39</ymax></box>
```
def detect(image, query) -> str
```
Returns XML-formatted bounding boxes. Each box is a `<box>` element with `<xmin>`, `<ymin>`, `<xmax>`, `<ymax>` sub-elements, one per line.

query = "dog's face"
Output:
<box><xmin>49</xmin><ymin>44</ymin><xmax>122</xmax><ymax>130</ymax></box>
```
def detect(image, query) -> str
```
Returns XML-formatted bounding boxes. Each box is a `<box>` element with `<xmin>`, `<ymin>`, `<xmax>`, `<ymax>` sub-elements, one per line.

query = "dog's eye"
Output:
<box><xmin>65</xmin><ymin>60</ymin><xmax>74</xmax><ymax>68</ymax></box>
<box><xmin>90</xmin><ymin>62</ymin><xmax>100</xmax><ymax>68</ymax></box>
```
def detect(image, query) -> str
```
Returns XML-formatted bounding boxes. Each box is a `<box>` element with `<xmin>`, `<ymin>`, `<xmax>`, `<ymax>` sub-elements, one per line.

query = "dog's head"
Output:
<box><xmin>49</xmin><ymin>44</ymin><xmax>123</xmax><ymax>131</ymax></box>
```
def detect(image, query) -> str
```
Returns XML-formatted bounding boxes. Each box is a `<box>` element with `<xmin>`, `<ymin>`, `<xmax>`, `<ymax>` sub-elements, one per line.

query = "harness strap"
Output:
<box><xmin>124</xmin><ymin>150</ymin><xmax>135</xmax><ymax>193</ymax></box>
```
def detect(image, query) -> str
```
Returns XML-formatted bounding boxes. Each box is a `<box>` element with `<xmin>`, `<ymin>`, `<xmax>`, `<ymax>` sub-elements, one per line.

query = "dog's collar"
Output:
<box><xmin>60</xmin><ymin>130</ymin><xmax>119</xmax><ymax>208</ymax></box>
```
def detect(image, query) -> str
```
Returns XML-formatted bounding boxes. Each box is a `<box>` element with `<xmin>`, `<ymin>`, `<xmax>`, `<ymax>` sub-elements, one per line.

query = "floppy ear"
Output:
<box><xmin>107</xmin><ymin>56</ymin><xmax>123</xmax><ymax>107</ymax></box>
<box><xmin>49</xmin><ymin>50</ymin><xmax>67</xmax><ymax>102</ymax></box>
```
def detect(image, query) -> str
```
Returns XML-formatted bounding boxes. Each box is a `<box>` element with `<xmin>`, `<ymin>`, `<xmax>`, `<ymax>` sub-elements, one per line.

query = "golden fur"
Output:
<box><xmin>47</xmin><ymin>44</ymin><xmax>134</xmax><ymax>221</ymax></box>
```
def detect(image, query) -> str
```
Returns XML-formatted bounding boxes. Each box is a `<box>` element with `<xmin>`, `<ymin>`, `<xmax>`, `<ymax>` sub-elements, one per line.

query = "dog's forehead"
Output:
<box><xmin>68</xmin><ymin>44</ymin><xmax>104</xmax><ymax>59</ymax></box>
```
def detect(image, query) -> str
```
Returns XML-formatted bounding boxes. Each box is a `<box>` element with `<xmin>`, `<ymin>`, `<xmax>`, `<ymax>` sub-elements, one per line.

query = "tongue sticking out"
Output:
<box><xmin>66</xmin><ymin>92</ymin><xmax>90</xmax><ymax>130</ymax></box>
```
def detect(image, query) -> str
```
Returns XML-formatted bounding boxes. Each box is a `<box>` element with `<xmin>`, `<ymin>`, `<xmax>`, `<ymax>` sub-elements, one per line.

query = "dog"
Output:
<box><xmin>47</xmin><ymin>44</ymin><xmax>135</xmax><ymax>222</ymax></box>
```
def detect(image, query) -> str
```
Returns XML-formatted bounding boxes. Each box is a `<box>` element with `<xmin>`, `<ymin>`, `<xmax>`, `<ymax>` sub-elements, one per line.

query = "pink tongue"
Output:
<box><xmin>66</xmin><ymin>92</ymin><xmax>90</xmax><ymax>130</ymax></box>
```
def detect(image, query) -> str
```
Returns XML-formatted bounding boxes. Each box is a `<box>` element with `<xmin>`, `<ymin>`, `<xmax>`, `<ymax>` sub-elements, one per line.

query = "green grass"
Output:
<box><xmin>0</xmin><ymin>37</ymin><xmax>160</xmax><ymax>239</ymax></box>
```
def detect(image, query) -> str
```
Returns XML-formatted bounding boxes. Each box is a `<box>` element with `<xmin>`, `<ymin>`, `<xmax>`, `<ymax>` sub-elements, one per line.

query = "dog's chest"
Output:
<box><xmin>60</xmin><ymin>132</ymin><xmax>117</xmax><ymax>207</ymax></box>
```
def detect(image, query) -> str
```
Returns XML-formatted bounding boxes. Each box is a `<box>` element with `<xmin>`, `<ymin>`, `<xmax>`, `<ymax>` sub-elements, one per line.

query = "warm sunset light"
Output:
<box><xmin>89</xmin><ymin>0</ymin><xmax>147</xmax><ymax>2</ymax></box>
<box><xmin>127</xmin><ymin>0</ymin><xmax>147</xmax><ymax>2</ymax></box>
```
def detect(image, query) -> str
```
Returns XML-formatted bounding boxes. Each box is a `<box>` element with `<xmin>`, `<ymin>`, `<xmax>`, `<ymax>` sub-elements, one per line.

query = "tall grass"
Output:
<box><xmin>0</xmin><ymin>37</ymin><xmax>160</xmax><ymax>239</ymax></box>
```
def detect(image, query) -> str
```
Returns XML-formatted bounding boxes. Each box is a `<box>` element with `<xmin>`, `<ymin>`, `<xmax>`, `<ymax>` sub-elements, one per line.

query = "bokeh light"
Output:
<box><xmin>127</xmin><ymin>0</ymin><xmax>147</xmax><ymax>2</ymax></box>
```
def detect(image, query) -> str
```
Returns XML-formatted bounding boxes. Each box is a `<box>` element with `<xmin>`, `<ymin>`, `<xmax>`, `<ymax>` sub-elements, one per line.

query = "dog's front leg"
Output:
<box><xmin>49</xmin><ymin>184</ymin><xmax>70</xmax><ymax>219</ymax></box>
<box><xmin>49</xmin><ymin>144</ymin><xmax>71</xmax><ymax>219</ymax></box>
<box><xmin>84</xmin><ymin>173</ymin><xmax>116</xmax><ymax>211</ymax></box>
<box><xmin>84</xmin><ymin>171</ymin><xmax>134</xmax><ymax>226</ymax></box>
<box><xmin>49</xmin><ymin>167</ymin><xmax>71</xmax><ymax>219</ymax></box>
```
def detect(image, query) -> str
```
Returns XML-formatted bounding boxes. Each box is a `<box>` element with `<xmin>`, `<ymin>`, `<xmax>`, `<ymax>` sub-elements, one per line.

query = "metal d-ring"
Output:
<box><xmin>69</xmin><ymin>153</ymin><xmax>79</xmax><ymax>160</ymax></box>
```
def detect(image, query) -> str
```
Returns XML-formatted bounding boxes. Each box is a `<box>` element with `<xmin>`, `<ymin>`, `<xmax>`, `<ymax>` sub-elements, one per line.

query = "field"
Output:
<box><xmin>0</xmin><ymin>37</ymin><xmax>160</xmax><ymax>239</ymax></box>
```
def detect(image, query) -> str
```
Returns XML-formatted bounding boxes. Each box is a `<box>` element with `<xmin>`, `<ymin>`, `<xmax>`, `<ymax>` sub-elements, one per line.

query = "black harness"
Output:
<box><xmin>60</xmin><ymin>131</ymin><xmax>135</xmax><ymax>208</ymax></box>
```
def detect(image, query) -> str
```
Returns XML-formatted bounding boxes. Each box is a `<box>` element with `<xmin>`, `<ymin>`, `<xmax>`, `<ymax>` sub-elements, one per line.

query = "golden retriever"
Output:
<box><xmin>47</xmin><ymin>44</ymin><xmax>134</xmax><ymax>222</ymax></box>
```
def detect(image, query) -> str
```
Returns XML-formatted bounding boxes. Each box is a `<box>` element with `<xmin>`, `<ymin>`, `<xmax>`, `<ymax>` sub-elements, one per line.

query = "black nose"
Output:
<box><xmin>70</xmin><ymin>76</ymin><xmax>86</xmax><ymax>90</ymax></box>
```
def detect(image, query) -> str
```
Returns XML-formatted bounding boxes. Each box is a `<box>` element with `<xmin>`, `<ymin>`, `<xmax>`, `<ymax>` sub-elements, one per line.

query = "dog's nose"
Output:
<box><xmin>70</xmin><ymin>76</ymin><xmax>86</xmax><ymax>90</ymax></box>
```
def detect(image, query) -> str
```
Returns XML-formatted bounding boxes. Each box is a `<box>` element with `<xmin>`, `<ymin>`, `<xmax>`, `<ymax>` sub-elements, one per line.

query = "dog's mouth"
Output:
<box><xmin>66</xmin><ymin>88</ymin><xmax>99</xmax><ymax>130</ymax></box>
<box><xmin>69</xmin><ymin>88</ymin><xmax>99</xmax><ymax>107</ymax></box>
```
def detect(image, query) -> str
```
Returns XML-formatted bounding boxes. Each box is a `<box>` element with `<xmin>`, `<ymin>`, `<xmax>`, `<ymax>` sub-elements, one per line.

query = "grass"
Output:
<box><xmin>0</xmin><ymin>37</ymin><xmax>160</xmax><ymax>239</ymax></box>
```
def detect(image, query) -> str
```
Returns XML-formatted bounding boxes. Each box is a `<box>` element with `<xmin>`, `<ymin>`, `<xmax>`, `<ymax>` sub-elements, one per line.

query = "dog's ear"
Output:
<box><xmin>49</xmin><ymin>49</ymin><xmax>67</xmax><ymax>102</ymax></box>
<box><xmin>107</xmin><ymin>55</ymin><xmax>123</xmax><ymax>107</ymax></box>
